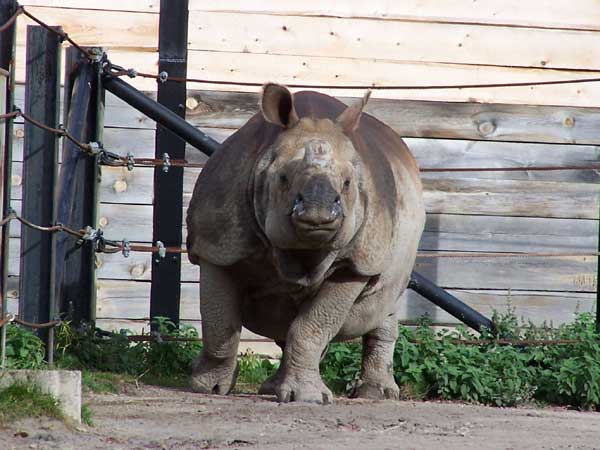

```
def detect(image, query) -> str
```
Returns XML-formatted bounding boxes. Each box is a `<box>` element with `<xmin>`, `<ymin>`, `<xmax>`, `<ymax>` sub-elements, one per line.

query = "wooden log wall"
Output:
<box><xmin>6</xmin><ymin>1</ymin><xmax>600</xmax><ymax>354</ymax></box>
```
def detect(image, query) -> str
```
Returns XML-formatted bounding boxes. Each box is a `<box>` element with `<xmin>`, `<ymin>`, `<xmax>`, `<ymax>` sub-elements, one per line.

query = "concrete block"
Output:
<box><xmin>0</xmin><ymin>370</ymin><xmax>81</xmax><ymax>423</ymax></box>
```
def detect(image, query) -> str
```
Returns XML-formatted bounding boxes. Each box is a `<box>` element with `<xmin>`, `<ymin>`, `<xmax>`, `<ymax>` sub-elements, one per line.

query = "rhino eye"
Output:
<box><xmin>343</xmin><ymin>179</ymin><xmax>351</xmax><ymax>188</ymax></box>
<box><xmin>279</xmin><ymin>174</ymin><xmax>289</xmax><ymax>185</ymax></box>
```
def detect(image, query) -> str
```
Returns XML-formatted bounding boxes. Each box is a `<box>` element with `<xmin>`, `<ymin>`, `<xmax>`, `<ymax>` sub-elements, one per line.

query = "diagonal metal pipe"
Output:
<box><xmin>101</xmin><ymin>74</ymin><xmax>221</xmax><ymax>156</ymax></box>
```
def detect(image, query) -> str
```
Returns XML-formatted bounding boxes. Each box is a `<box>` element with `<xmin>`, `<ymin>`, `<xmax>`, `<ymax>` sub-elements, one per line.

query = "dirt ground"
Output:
<box><xmin>1</xmin><ymin>384</ymin><xmax>599</xmax><ymax>450</ymax></box>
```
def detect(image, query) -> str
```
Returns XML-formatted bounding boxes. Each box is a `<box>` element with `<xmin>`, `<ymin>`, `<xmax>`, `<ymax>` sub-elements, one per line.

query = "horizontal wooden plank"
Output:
<box><xmin>16</xmin><ymin>6</ymin><xmax>157</xmax><ymax>50</ymax></box>
<box><xmin>13</xmin><ymin>84</ymin><xmax>600</xmax><ymax>143</ymax></box>
<box><xmin>423</xmin><ymin>178</ymin><xmax>599</xmax><ymax>219</ymax></box>
<box><xmin>194</xmin><ymin>1</ymin><xmax>600</xmax><ymax>32</ymax></box>
<box><xmin>19</xmin><ymin>0</ymin><xmax>600</xmax><ymax>32</ymax></box>
<box><xmin>416</xmin><ymin>255</ymin><xmax>596</xmax><ymax>292</ymax></box>
<box><xmin>188</xmin><ymin>12</ymin><xmax>600</xmax><ymax>72</ymax></box>
<box><xmin>185</xmin><ymin>50</ymin><xmax>600</xmax><ymax>107</ymax></box>
<box><xmin>95</xmin><ymin>279</ymin><xmax>594</xmax><ymax>326</ymax></box>
<box><xmin>421</xmin><ymin>214</ymin><xmax>598</xmax><ymax>254</ymax></box>
<box><xmin>14</xmin><ymin>46</ymin><xmax>159</xmax><ymax>91</ymax></box>
<box><xmin>170</xmin><ymin>89</ymin><xmax>600</xmax><ymax>144</ymax></box>
<box><xmin>20</xmin><ymin>1</ymin><xmax>160</xmax><ymax>13</ymax></box>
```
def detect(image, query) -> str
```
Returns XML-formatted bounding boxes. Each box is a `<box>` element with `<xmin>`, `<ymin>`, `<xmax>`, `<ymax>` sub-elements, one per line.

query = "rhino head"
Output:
<box><xmin>254</xmin><ymin>84</ymin><xmax>371</xmax><ymax>253</ymax></box>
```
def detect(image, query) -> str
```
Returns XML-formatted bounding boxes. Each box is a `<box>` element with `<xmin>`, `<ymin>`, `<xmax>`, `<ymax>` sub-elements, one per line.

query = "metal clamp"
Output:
<box><xmin>156</xmin><ymin>241</ymin><xmax>166</xmax><ymax>258</ymax></box>
<box><xmin>158</xmin><ymin>71</ymin><xmax>169</xmax><ymax>83</ymax></box>
<box><xmin>122</xmin><ymin>239</ymin><xmax>131</xmax><ymax>258</ymax></box>
<box><xmin>80</xmin><ymin>226</ymin><xmax>102</xmax><ymax>243</ymax></box>
<box><xmin>162</xmin><ymin>153</ymin><xmax>171</xmax><ymax>173</ymax></box>
<box><xmin>126</xmin><ymin>152</ymin><xmax>135</xmax><ymax>171</ymax></box>
<box><xmin>88</xmin><ymin>141</ymin><xmax>102</xmax><ymax>155</ymax></box>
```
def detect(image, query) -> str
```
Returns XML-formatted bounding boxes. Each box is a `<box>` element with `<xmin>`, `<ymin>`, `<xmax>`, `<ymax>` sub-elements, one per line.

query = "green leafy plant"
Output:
<box><xmin>144</xmin><ymin>317</ymin><xmax>203</xmax><ymax>378</ymax></box>
<box><xmin>237</xmin><ymin>350</ymin><xmax>278</xmax><ymax>386</ymax></box>
<box><xmin>3</xmin><ymin>324</ymin><xmax>46</xmax><ymax>369</ymax></box>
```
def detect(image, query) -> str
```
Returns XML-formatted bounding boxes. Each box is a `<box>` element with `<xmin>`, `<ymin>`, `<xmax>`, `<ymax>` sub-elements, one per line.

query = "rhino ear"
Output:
<box><xmin>336</xmin><ymin>90</ymin><xmax>371</xmax><ymax>133</ymax></box>
<box><xmin>261</xmin><ymin>83</ymin><xmax>300</xmax><ymax>128</ymax></box>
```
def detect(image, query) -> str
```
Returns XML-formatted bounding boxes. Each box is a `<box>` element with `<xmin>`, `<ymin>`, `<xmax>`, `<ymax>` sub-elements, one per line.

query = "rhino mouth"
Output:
<box><xmin>292</xmin><ymin>217</ymin><xmax>341</xmax><ymax>242</ymax></box>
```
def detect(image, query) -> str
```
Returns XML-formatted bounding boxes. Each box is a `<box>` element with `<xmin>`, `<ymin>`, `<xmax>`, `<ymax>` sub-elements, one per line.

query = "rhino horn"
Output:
<box><xmin>336</xmin><ymin>90</ymin><xmax>371</xmax><ymax>133</ymax></box>
<box><xmin>303</xmin><ymin>140</ymin><xmax>333</xmax><ymax>167</ymax></box>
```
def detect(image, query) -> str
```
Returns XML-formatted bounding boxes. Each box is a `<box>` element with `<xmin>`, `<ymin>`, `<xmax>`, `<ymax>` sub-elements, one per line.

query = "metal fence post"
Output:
<box><xmin>150</xmin><ymin>0</ymin><xmax>189</xmax><ymax>327</ymax></box>
<box><xmin>19</xmin><ymin>25</ymin><xmax>61</xmax><ymax>353</ymax></box>
<box><xmin>0</xmin><ymin>0</ymin><xmax>17</xmax><ymax>332</ymax></box>
<box><xmin>53</xmin><ymin>47</ymin><xmax>102</xmax><ymax>325</ymax></box>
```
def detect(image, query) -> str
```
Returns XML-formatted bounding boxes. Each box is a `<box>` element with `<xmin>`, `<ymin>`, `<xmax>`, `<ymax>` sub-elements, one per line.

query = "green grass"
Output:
<box><xmin>0</xmin><ymin>383</ymin><xmax>63</xmax><ymax>424</ymax></box>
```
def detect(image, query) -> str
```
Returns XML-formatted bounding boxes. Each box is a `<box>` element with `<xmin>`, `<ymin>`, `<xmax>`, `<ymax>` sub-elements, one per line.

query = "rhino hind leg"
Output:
<box><xmin>190</xmin><ymin>262</ymin><xmax>242</xmax><ymax>395</ymax></box>
<box><xmin>351</xmin><ymin>313</ymin><xmax>400</xmax><ymax>400</ymax></box>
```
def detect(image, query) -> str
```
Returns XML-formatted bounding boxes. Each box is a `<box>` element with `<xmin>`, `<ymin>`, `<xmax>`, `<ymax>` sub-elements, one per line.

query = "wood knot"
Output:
<box><xmin>113</xmin><ymin>180</ymin><xmax>127</xmax><ymax>193</ymax></box>
<box><xmin>477</xmin><ymin>121</ymin><xmax>496</xmax><ymax>136</ymax></box>
<box><xmin>563</xmin><ymin>116</ymin><xmax>575</xmax><ymax>128</ymax></box>
<box><xmin>185</xmin><ymin>96</ymin><xmax>214</xmax><ymax>116</ymax></box>
<box><xmin>130</xmin><ymin>264</ymin><xmax>147</xmax><ymax>278</ymax></box>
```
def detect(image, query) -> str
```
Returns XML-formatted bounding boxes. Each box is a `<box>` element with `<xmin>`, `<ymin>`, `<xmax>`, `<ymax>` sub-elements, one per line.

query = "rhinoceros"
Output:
<box><xmin>186</xmin><ymin>84</ymin><xmax>425</xmax><ymax>404</ymax></box>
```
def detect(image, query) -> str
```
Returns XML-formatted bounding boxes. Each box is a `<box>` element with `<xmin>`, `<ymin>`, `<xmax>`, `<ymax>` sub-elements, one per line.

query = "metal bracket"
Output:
<box><xmin>126</xmin><ymin>152</ymin><xmax>135</xmax><ymax>171</ymax></box>
<box><xmin>162</xmin><ymin>153</ymin><xmax>171</xmax><ymax>173</ymax></box>
<box><xmin>122</xmin><ymin>239</ymin><xmax>131</xmax><ymax>258</ymax></box>
<box><xmin>158</xmin><ymin>71</ymin><xmax>169</xmax><ymax>83</ymax></box>
<box><xmin>156</xmin><ymin>241</ymin><xmax>166</xmax><ymax>258</ymax></box>
<box><xmin>88</xmin><ymin>141</ymin><xmax>102</xmax><ymax>155</ymax></box>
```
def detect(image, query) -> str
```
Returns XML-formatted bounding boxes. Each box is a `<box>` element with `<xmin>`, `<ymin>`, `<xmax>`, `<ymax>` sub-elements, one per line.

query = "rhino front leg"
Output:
<box><xmin>351</xmin><ymin>313</ymin><xmax>400</xmax><ymax>400</ymax></box>
<box><xmin>190</xmin><ymin>262</ymin><xmax>241</xmax><ymax>395</ymax></box>
<box><xmin>276</xmin><ymin>271</ymin><xmax>369</xmax><ymax>404</ymax></box>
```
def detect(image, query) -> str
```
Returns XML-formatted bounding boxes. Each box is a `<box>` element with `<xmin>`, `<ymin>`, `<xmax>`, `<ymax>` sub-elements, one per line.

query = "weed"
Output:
<box><xmin>237</xmin><ymin>351</ymin><xmax>278</xmax><ymax>386</ymax></box>
<box><xmin>3</xmin><ymin>324</ymin><xmax>46</xmax><ymax>369</ymax></box>
<box><xmin>81</xmin><ymin>403</ymin><xmax>93</xmax><ymax>426</ymax></box>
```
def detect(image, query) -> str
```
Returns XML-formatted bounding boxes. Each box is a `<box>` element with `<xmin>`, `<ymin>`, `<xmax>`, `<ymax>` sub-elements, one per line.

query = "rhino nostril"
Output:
<box><xmin>291</xmin><ymin>194</ymin><xmax>305</xmax><ymax>216</ymax></box>
<box><xmin>334</xmin><ymin>195</ymin><xmax>341</xmax><ymax>204</ymax></box>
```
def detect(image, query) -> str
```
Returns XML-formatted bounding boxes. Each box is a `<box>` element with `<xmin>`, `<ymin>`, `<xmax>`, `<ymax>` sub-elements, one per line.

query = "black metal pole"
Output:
<box><xmin>149</xmin><ymin>0</ymin><xmax>189</xmax><ymax>326</ymax></box>
<box><xmin>0</xmin><ymin>0</ymin><xmax>17</xmax><ymax>322</ymax></box>
<box><xmin>19</xmin><ymin>26</ymin><xmax>61</xmax><ymax>346</ymax></box>
<box><xmin>408</xmin><ymin>271</ymin><xmax>496</xmax><ymax>334</ymax></box>
<box><xmin>101</xmin><ymin>75</ymin><xmax>220</xmax><ymax>157</ymax></box>
<box><xmin>53</xmin><ymin>47</ymin><xmax>101</xmax><ymax>324</ymax></box>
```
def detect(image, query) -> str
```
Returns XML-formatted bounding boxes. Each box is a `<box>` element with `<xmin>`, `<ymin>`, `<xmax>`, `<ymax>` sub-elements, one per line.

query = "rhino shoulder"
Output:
<box><xmin>186</xmin><ymin>115</ymin><xmax>279</xmax><ymax>266</ymax></box>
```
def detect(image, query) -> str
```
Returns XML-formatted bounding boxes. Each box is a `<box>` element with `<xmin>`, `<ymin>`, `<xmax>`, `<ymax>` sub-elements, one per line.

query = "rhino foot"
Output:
<box><xmin>275</xmin><ymin>371</ymin><xmax>333</xmax><ymax>404</ymax></box>
<box><xmin>351</xmin><ymin>378</ymin><xmax>400</xmax><ymax>400</ymax></box>
<box><xmin>190</xmin><ymin>355</ymin><xmax>239</xmax><ymax>395</ymax></box>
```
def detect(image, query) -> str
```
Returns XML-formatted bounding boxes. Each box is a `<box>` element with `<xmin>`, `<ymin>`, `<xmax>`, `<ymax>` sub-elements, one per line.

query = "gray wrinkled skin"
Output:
<box><xmin>186</xmin><ymin>84</ymin><xmax>425</xmax><ymax>404</ymax></box>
